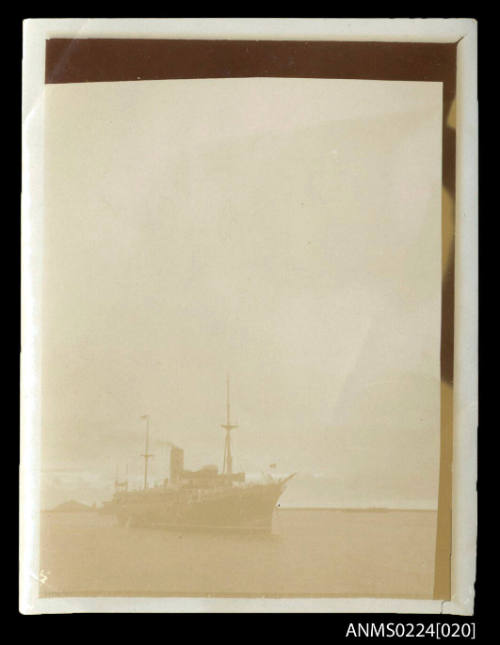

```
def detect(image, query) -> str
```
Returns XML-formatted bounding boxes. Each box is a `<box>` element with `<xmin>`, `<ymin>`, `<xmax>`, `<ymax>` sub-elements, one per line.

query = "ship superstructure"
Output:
<box><xmin>105</xmin><ymin>379</ymin><xmax>294</xmax><ymax>532</ymax></box>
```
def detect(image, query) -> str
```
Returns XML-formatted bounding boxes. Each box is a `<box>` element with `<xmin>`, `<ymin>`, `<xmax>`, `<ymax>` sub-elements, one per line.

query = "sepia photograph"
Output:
<box><xmin>20</xmin><ymin>19</ymin><xmax>478</xmax><ymax>614</ymax></box>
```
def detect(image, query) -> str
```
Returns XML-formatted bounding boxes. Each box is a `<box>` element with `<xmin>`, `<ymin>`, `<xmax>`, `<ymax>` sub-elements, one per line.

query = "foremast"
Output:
<box><xmin>140</xmin><ymin>414</ymin><xmax>154</xmax><ymax>489</ymax></box>
<box><xmin>221</xmin><ymin>375</ymin><xmax>238</xmax><ymax>474</ymax></box>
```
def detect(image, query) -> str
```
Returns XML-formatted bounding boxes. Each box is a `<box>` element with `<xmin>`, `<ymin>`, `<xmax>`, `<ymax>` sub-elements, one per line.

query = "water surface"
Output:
<box><xmin>39</xmin><ymin>508</ymin><xmax>437</xmax><ymax>598</ymax></box>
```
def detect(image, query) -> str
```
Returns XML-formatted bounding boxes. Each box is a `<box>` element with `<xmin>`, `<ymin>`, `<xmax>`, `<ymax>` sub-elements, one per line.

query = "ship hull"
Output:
<box><xmin>113</xmin><ymin>482</ymin><xmax>285</xmax><ymax>533</ymax></box>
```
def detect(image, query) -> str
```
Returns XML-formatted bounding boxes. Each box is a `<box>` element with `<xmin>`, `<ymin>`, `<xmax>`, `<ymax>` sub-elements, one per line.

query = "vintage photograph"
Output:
<box><xmin>21</xmin><ymin>19</ymin><xmax>478</xmax><ymax>614</ymax></box>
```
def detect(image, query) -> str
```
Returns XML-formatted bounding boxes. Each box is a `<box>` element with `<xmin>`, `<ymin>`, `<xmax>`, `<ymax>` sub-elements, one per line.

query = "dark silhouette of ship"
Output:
<box><xmin>104</xmin><ymin>378</ymin><xmax>295</xmax><ymax>533</ymax></box>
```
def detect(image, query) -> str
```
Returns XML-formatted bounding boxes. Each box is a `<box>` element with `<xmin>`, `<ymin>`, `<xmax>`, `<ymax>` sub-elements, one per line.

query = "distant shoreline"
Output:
<box><xmin>41</xmin><ymin>506</ymin><xmax>437</xmax><ymax>514</ymax></box>
<box><xmin>276</xmin><ymin>506</ymin><xmax>437</xmax><ymax>512</ymax></box>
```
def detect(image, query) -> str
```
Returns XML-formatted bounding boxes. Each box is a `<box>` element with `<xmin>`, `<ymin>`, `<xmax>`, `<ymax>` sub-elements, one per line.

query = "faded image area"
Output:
<box><xmin>40</xmin><ymin>78</ymin><xmax>442</xmax><ymax>598</ymax></box>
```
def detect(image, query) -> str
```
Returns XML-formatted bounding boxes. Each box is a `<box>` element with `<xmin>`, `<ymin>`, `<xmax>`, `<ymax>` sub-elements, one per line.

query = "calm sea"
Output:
<box><xmin>40</xmin><ymin>508</ymin><xmax>437</xmax><ymax>598</ymax></box>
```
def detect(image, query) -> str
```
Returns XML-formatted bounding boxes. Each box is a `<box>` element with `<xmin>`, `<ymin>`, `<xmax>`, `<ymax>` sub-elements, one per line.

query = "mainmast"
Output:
<box><xmin>221</xmin><ymin>375</ymin><xmax>238</xmax><ymax>474</ymax></box>
<box><xmin>140</xmin><ymin>414</ymin><xmax>154</xmax><ymax>490</ymax></box>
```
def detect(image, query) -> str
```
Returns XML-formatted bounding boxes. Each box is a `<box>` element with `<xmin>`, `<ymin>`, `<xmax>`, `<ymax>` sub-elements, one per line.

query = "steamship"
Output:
<box><xmin>104</xmin><ymin>379</ymin><xmax>295</xmax><ymax>533</ymax></box>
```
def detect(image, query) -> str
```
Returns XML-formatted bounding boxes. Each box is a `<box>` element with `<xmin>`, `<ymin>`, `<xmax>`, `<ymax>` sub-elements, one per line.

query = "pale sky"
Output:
<box><xmin>41</xmin><ymin>78</ymin><xmax>442</xmax><ymax>509</ymax></box>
